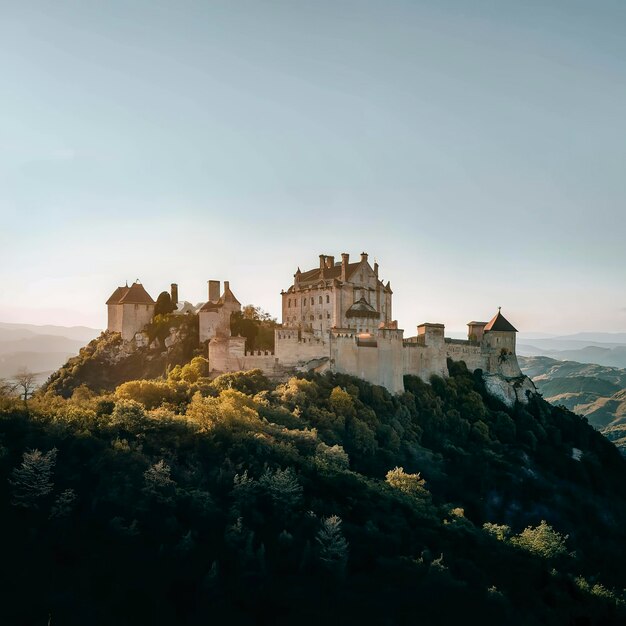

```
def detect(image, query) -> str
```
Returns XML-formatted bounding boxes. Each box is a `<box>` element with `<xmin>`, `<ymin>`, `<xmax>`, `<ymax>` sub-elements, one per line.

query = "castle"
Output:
<box><xmin>106</xmin><ymin>252</ymin><xmax>534</xmax><ymax>404</ymax></box>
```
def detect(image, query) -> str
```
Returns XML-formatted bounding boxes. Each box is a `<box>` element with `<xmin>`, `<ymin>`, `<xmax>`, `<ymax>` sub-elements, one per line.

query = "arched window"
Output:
<box><xmin>310</xmin><ymin>297</ymin><xmax>314</xmax><ymax>305</ymax></box>
<box><xmin>326</xmin><ymin>295</ymin><xmax>330</xmax><ymax>304</ymax></box>
<box><xmin>319</xmin><ymin>314</ymin><xmax>322</xmax><ymax>320</ymax></box>
<box><xmin>310</xmin><ymin>315</ymin><xmax>314</xmax><ymax>321</ymax></box>
<box><xmin>288</xmin><ymin>299</ymin><xmax>291</xmax><ymax>308</ymax></box>
<box><xmin>326</xmin><ymin>312</ymin><xmax>330</xmax><ymax>319</ymax></box>
<box><xmin>319</xmin><ymin>296</ymin><xmax>322</xmax><ymax>304</ymax></box>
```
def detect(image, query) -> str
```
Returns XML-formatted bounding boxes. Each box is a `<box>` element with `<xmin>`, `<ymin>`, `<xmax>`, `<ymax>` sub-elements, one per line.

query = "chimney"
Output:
<box><xmin>170</xmin><ymin>283</ymin><xmax>178</xmax><ymax>307</ymax></box>
<box><xmin>326</xmin><ymin>255</ymin><xmax>335</xmax><ymax>269</ymax></box>
<box><xmin>341</xmin><ymin>253</ymin><xmax>349</xmax><ymax>281</ymax></box>
<box><xmin>319</xmin><ymin>254</ymin><xmax>325</xmax><ymax>277</ymax></box>
<box><xmin>224</xmin><ymin>280</ymin><xmax>230</xmax><ymax>293</ymax></box>
<box><xmin>208</xmin><ymin>280</ymin><xmax>220</xmax><ymax>302</ymax></box>
<box><xmin>361</xmin><ymin>251</ymin><xmax>368</xmax><ymax>263</ymax></box>
<box><xmin>374</xmin><ymin>262</ymin><xmax>379</xmax><ymax>277</ymax></box>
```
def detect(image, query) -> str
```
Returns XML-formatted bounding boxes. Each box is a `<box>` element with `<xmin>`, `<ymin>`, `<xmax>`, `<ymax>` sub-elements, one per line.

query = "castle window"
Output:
<box><xmin>326</xmin><ymin>312</ymin><xmax>330</xmax><ymax>319</ymax></box>
<box><xmin>326</xmin><ymin>295</ymin><xmax>330</xmax><ymax>304</ymax></box>
<box><xmin>319</xmin><ymin>296</ymin><xmax>322</xmax><ymax>304</ymax></box>
<box><xmin>288</xmin><ymin>299</ymin><xmax>291</xmax><ymax>308</ymax></box>
<box><xmin>319</xmin><ymin>315</ymin><xmax>322</xmax><ymax>320</ymax></box>
<box><xmin>311</xmin><ymin>297</ymin><xmax>314</xmax><ymax>305</ymax></box>
<box><xmin>310</xmin><ymin>315</ymin><xmax>314</xmax><ymax>321</ymax></box>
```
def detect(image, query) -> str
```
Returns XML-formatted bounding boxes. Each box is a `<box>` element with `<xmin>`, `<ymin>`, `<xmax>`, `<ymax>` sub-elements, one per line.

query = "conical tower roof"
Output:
<box><xmin>484</xmin><ymin>308</ymin><xmax>518</xmax><ymax>332</ymax></box>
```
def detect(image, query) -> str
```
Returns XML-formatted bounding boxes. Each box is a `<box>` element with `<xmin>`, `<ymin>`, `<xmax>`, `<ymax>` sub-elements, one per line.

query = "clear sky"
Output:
<box><xmin>1</xmin><ymin>1</ymin><xmax>625</xmax><ymax>333</ymax></box>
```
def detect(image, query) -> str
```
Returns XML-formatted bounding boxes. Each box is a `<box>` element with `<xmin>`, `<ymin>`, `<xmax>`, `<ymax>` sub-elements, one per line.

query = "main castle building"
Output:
<box><xmin>106</xmin><ymin>252</ymin><xmax>534</xmax><ymax>404</ymax></box>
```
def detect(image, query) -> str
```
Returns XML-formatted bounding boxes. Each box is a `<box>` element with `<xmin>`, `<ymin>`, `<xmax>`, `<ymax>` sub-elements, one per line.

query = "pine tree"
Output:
<box><xmin>143</xmin><ymin>459</ymin><xmax>177</xmax><ymax>504</ymax></box>
<box><xmin>9</xmin><ymin>448</ymin><xmax>57</xmax><ymax>509</ymax></box>
<box><xmin>315</xmin><ymin>515</ymin><xmax>349</xmax><ymax>576</ymax></box>
<box><xmin>259</xmin><ymin>467</ymin><xmax>303</xmax><ymax>512</ymax></box>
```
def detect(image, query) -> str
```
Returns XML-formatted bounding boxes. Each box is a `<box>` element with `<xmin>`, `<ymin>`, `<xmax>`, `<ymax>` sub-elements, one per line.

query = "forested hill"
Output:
<box><xmin>1</xmin><ymin>361</ymin><xmax>625</xmax><ymax>625</ymax></box>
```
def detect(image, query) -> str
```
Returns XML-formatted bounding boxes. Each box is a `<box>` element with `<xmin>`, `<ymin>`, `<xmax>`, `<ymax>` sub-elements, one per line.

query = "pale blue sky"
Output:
<box><xmin>1</xmin><ymin>1</ymin><xmax>625</xmax><ymax>333</ymax></box>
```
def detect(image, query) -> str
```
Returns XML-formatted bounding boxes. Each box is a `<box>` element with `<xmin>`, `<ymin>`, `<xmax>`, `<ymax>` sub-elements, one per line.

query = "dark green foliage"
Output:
<box><xmin>1</xmin><ymin>364</ymin><xmax>625</xmax><ymax>625</ymax></box>
<box><xmin>154</xmin><ymin>291</ymin><xmax>175</xmax><ymax>316</ymax></box>
<box><xmin>230</xmin><ymin>305</ymin><xmax>278</xmax><ymax>352</ymax></box>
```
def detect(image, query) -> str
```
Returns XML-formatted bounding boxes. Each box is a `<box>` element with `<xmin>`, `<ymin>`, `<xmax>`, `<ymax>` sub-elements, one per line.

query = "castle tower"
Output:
<box><xmin>106</xmin><ymin>281</ymin><xmax>155</xmax><ymax>341</ymax></box>
<box><xmin>482</xmin><ymin>308</ymin><xmax>522</xmax><ymax>377</ymax></box>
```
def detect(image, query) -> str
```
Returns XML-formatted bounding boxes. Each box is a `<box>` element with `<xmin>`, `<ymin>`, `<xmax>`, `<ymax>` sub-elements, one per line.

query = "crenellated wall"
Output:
<box><xmin>330</xmin><ymin>328</ymin><xmax>405</xmax><ymax>394</ymax></box>
<box><xmin>275</xmin><ymin>328</ymin><xmax>329</xmax><ymax>365</ymax></box>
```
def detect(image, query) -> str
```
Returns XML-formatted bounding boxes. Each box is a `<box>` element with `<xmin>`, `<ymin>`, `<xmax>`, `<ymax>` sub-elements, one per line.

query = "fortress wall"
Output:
<box><xmin>331</xmin><ymin>331</ymin><xmax>404</xmax><ymax>393</ymax></box>
<box><xmin>403</xmin><ymin>343</ymin><xmax>448</xmax><ymax>382</ymax></box>
<box><xmin>275</xmin><ymin>330</ymin><xmax>329</xmax><ymax>365</ymax></box>
<box><xmin>239</xmin><ymin>354</ymin><xmax>283</xmax><ymax>377</ymax></box>
<box><xmin>208</xmin><ymin>336</ymin><xmax>246</xmax><ymax>373</ymax></box>
<box><xmin>445</xmin><ymin>340</ymin><xmax>487</xmax><ymax>372</ymax></box>
<box><xmin>375</xmin><ymin>332</ymin><xmax>405</xmax><ymax>393</ymax></box>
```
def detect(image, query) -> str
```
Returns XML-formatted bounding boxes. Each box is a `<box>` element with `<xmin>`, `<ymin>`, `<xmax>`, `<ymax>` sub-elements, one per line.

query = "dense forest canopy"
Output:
<box><xmin>0</xmin><ymin>359</ymin><xmax>625</xmax><ymax>625</ymax></box>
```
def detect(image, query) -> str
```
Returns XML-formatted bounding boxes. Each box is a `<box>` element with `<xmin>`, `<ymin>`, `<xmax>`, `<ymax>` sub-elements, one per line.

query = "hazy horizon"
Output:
<box><xmin>2</xmin><ymin>1</ymin><xmax>625</xmax><ymax>334</ymax></box>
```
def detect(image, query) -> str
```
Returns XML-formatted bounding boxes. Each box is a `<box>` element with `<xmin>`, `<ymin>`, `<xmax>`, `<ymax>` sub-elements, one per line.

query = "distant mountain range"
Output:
<box><xmin>0</xmin><ymin>322</ymin><xmax>101</xmax><ymax>382</ymax></box>
<box><xmin>519</xmin><ymin>355</ymin><xmax>626</xmax><ymax>453</ymax></box>
<box><xmin>517</xmin><ymin>332</ymin><xmax>626</xmax><ymax>369</ymax></box>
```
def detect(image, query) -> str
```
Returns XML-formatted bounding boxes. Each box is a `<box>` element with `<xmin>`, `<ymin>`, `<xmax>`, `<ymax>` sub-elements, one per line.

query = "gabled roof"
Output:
<box><xmin>484</xmin><ymin>310</ymin><xmax>518</xmax><ymax>333</ymax></box>
<box><xmin>199</xmin><ymin>284</ymin><xmax>240</xmax><ymax>312</ymax></box>
<box><xmin>107</xmin><ymin>282</ymin><xmax>155</xmax><ymax>305</ymax></box>
<box><xmin>222</xmin><ymin>285</ymin><xmax>240</xmax><ymax>305</ymax></box>
<box><xmin>345</xmin><ymin>297</ymin><xmax>380</xmax><ymax>319</ymax></box>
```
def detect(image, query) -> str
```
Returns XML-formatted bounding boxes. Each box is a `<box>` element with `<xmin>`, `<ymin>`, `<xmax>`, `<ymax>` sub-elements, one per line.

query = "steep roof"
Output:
<box><xmin>484</xmin><ymin>310</ymin><xmax>518</xmax><ymax>333</ymax></box>
<box><xmin>298</xmin><ymin>262</ymin><xmax>361</xmax><ymax>283</ymax></box>
<box><xmin>222</xmin><ymin>285</ymin><xmax>241</xmax><ymax>305</ymax></box>
<box><xmin>106</xmin><ymin>286</ymin><xmax>130</xmax><ymax>305</ymax></box>
<box><xmin>118</xmin><ymin>282</ymin><xmax>155</xmax><ymax>305</ymax></box>
<box><xmin>199</xmin><ymin>284</ymin><xmax>240</xmax><ymax>312</ymax></box>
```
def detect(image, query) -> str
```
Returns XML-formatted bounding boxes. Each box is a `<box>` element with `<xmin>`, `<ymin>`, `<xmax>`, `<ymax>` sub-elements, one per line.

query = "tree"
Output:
<box><xmin>143</xmin><ymin>460</ymin><xmax>177</xmax><ymax>504</ymax></box>
<box><xmin>14</xmin><ymin>368</ymin><xmax>36</xmax><ymax>404</ymax></box>
<box><xmin>316</xmin><ymin>515</ymin><xmax>349</xmax><ymax>575</ymax></box>
<box><xmin>230</xmin><ymin>305</ymin><xmax>278</xmax><ymax>352</ymax></box>
<box><xmin>385</xmin><ymin>466</ymin><xmax>430</xmax><ymax>500</ymax></box>
<box><xmin>259</xmin><ymin>467</ymin><xmax>303</xmax><ymax>512</ymax></box>
<box><xmin>154</xmin><ymin>291</ymin><xmax>174</xmax><ymax>316</ymax></box>
<box><xmin>511</xmin><ymin>520</ymin><xmax>569</xmax><ymax>560</ymax></box>
<box><xmin>0</xmin><ymin>378</ymin><xmax>14</xmax><ymax>397</ymax></box>
<box><xmin>9</xmin><ymin>448</ymin><xmax>57</xmax><ymax>508</ymax></box>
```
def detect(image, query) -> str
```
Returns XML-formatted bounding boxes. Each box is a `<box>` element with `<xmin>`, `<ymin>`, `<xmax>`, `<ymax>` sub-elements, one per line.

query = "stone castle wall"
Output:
<box><xmin>120</xmin><ymin>303</ymin><xmax>154</xmax><ymax>342</ymax></box>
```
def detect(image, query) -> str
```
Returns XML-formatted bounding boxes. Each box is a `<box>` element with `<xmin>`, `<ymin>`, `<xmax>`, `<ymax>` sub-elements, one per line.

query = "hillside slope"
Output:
<box><xmin>0</xmin><ymin>362</ymin><xmax>625</xmax><ymax>624</ymax></box>
<box><xmin>519</xmin><ymin>355</ymin><xmax>626</xmax><ymax>454</ymax></box>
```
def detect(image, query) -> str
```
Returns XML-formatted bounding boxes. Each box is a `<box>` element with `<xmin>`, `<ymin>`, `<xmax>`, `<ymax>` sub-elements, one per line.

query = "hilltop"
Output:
<box><xmin>1</xmin><ymin>359</ymin><xmax>626</xmax><ymax>624</ymax></box>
